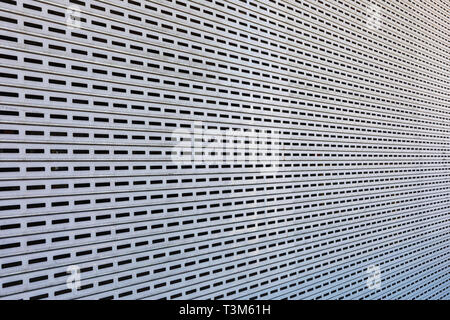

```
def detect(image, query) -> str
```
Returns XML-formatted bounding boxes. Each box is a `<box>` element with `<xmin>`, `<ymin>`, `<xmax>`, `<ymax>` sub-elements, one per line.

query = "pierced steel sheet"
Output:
<box><xmin>0</xmin><ymin>0</ymin><xmax>449</xmax><ymax>300</ymax></box>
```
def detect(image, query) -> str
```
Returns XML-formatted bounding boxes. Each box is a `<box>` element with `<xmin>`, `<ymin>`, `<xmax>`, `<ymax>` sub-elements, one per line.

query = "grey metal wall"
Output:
<box><xmin>0</xmin><ymin>0</ymin><xmax>449</xmax><ymax>299</ymax></box>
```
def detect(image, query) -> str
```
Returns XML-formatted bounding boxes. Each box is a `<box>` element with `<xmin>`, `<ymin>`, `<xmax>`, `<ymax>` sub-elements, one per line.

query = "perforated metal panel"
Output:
<box><xmin>0</xmin><ymin>0</ymin><xmax>449</xmax><ymax>300</ymax></box>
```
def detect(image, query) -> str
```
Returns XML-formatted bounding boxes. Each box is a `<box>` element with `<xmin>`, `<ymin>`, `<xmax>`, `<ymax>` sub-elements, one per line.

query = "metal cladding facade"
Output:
<box><xmin>0</xmin><ymin>0</ymin><xmax>449</xmax><ymax>300</ymax></box>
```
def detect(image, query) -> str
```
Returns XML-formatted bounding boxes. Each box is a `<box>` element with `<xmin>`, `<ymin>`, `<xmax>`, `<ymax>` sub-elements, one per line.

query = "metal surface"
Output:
<box><xmin>0</xmin><ymin>0</ymin><xmax>449</xmax><ymax>299</ymax></box>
